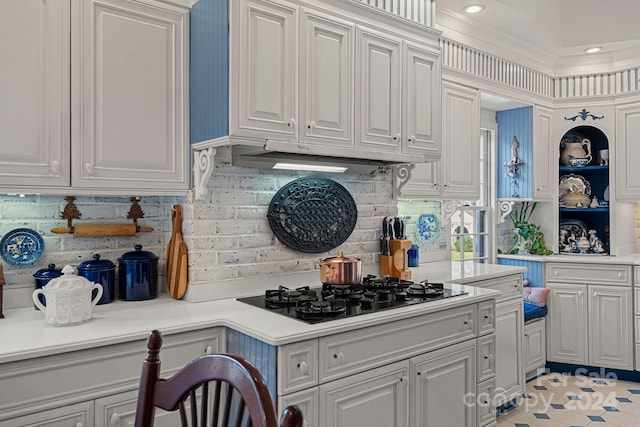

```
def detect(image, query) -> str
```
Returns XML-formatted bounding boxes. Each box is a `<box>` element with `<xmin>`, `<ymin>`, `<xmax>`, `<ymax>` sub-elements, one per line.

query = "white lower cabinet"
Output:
<box><xmin>524</xmin><ymin>319</ymin><xmax>546</xmax><ymax>379</ymax></box>
<box><xmin>0</xmin><ymin>328</ymin><xmax>224</xmax><ymax>426</ymax></box>
<box><xmin>461</xmin><ymin>274</ymin><xmax>524</xmax><ymax>408</ymax></box>
<box><xmin>319</xmin><ymin>361</ymin><xmax>409</xmax><ymax>427</ymax></box>
<box><xmin>410</xmin><ymin>341</ymin><xmax>477</xmax><ymax>427</ymax></box>
<box><xmin>1</xmin><ymin>401</ymin><xmax>94</xmax><ymax>427</ymax></box>
<box><xmin>278</xmin><ymin>299</ymin><xmax>497</xmax><ymax>427</ymax></box>
<box><xmin>546</xmin><ymin>263</ymin><xmax>633</xmax><ymax>370</ymax></box>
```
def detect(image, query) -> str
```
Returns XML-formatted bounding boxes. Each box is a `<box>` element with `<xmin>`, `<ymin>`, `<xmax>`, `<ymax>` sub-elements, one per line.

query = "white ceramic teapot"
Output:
<box><xmin>32</xmin><ymin>265</ymin><xmax>103</xmax><ymax>326</ymax></box>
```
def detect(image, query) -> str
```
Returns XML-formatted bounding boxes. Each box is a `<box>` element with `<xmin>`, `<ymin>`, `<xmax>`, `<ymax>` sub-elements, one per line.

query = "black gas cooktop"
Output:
<box><xmin>237</xmin><ymin>274</ymin><xmax>468</xmax><ymax>324</ymax></box>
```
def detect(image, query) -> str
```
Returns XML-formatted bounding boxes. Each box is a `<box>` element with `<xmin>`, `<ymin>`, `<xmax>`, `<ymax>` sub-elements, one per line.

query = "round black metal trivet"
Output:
<box><xmin>267</xmin><ymin>177</ymin><xmax>358</xmax><ymax>253</ymax></box>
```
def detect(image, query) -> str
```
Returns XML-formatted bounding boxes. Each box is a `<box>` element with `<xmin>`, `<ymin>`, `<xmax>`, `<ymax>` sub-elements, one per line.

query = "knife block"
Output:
<box><xmin>380</xmin><ymin>239</ymin><xmax>412</xmax><ymax>280</ymax></box>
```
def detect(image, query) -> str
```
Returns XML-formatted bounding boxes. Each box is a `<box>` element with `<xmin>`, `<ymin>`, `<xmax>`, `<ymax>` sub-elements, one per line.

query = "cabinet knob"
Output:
<box><xmin>109</xmin><ymin>413</ymin><xmax>121</xmax><ymax>426</ymax></box>
<box><xmin>297</xmin><ymin>360</ymin><xmax>309</xmax><ymax>374</ymax></box>
<box><xmin>393</xmin><ymin>133</ymin><xmax>401</xmax><ymax>141</ymax></box>
<box><xmin>308</xmin><ymin>121</ymin><xmax>316</xmax><ymax>130</ymax></box>
<box><xmin>409</xmin><ymin>135</ymin><xmax>416</xmax><ymax>143</ymax></box>
<box><xmin>205</xmin><ymin>345</ymin><xmax>213</xmax><ymax>355</ymax></box>
<box><xmin>464</xmin><ymin>319</ymin><xmax>473</xmax><ymax>329</ymax></box>
<box><xmin>400</xmin><ymin>375</ymin><xmax>409</xmax><ymax>383</ymax></box>
<box><xmin>288</xmin><ymin>118</ymin><xmax>296</xmax><ymax>130</ymax></box>
<box><xmin>333</xmin><ymin>352</ymin><xmax>345</xmax><ymax>364</ymax></box>
<box><xmin>85</xmin><ymin>163</ymin><xmax>94</xmax><ymax>176</ymax></box>
<box><xmin>484</xmin><ymin>313</ymin><xmax>494</xmax><ymax>323</ymax></box>
<box><xmin>50</xmin><ymin>160</ymin><xmax>60</xmax><ymax>174</ymax></box>
<box><xmin>618</xmin><ymin>272</ymin><xmax>623</xmax><ymax>279</ymax></box>
<box><xmin>554</xmin><ymin>271</ymin><xmax>559</xmax><ymax>276</ymax></box>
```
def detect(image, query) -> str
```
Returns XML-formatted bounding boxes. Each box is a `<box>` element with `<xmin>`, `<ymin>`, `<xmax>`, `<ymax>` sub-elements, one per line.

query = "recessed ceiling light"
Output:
<box><xmin>584</xmin><ymin>47</ymin><xmax>602</xmax><ymax>54</ymax></box>
<box><xmin>464</xmin><ymin>4</ymin><xmax>485</xmax><ymax>14</ymax></box>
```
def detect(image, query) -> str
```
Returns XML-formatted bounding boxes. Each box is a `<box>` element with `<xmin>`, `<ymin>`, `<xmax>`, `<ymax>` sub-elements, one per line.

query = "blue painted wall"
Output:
<box><xmin>227</xmin><ymin>329</ymin><xmax>277</xmax><ymax>402</ymax></box>
<box><xmin>497</xmin><ymin>257</ymin><xmax>544</xmax><ymax>287</ymax></box>
<box><xmin>190</xmin><ymin>0</ymin><xmax>229</xmax><ymax>143</ymax></box>
<box><xmin>497</xmin><ymin>106</ymin><xmax>533</xmax><ymax>199</ymax></box>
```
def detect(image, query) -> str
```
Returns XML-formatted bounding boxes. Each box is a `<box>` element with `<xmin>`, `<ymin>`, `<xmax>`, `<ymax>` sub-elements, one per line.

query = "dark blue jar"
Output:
<box><xmin>77</xmin><ymin>254</ymin><xmax>115</xmax><ymax>305</ymax></box>
<box><xmin>33</xmin><ymin>263</ymin><xmax>62</xmax><ymax>307</ymax></box>
<box><xmin>118</xmin><ymin>245</ymin><xmax>158</xmax><ymax>301</ymax></box>
<box><xmin>408</xmin><ymin>244</ymin><xmax>420</xmax><ymax>267</ymax></box>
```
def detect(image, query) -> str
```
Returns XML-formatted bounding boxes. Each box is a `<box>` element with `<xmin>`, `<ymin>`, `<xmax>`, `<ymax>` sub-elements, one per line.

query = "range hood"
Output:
<box><xmin>231</xmin><ymin>140</ymin><xmax>431</xmax><ymax>174</ymax></box>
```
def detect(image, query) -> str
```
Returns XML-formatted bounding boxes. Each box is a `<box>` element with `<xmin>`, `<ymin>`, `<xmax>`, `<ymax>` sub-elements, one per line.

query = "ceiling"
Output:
<box><xmin>435</xmin><ymin>0</ymin><xmax>640</xmax><ymax>64</ymax></box>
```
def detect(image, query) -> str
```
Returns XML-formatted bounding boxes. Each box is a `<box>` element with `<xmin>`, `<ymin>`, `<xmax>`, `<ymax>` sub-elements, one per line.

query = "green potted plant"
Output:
<box><xmin>508</xmin><ymin>202</ymin><xmax>553</xmax><ymax>255</ymax></box>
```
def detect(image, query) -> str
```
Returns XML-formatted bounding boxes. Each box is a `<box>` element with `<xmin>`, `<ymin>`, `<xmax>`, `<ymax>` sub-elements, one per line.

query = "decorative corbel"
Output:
<box><xmin>441</xmin><ymin>200</ymin><xmax>460</xmax><ymax>226</ymax></box>
<box><xmin>392</xmin><ymin>163</ymin><xmax>415</xmax><ymax>198</ymax></box>
<box><xmin>498</xmin><ymin>200</ymin><xmax>516</xmax><ymax>224</ymax></box>
<box><xmin>193</xmin><ymin>147</ymin><xmax>216</xmax><ymax>200</ymax></box>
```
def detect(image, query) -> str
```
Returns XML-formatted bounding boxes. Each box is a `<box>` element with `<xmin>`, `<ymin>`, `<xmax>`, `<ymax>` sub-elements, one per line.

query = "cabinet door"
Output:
<box><xmin>546</xmin><ymin>284</ymin><xmax>588</xmax><ymax>365</ymax></box>
<box><xmin>355</xmin><ymin>26</ymin><xmax>402</xmax><ymax>152</ymax></box>
<box><xmin>402</xmin><ymin>41</ymin><xmax>441</xmax><ymax>159</ymax></box>
<box><xmin>532</xmin><ymin>106</ymin><xmax>554</xmax><ymax>200</ymax></box>
<box><xmin>319</xmin><ymin>361</ymin><xmax>408</xmax><ymax>427</ymax></box>
<box><xmin>524</xmin><ymin>319</ymin><xmax>546</xmax><ymax>376</ymax></box>
<box><xmin>440</xmin><ymin>81</ymin><xmax>480</xmax><ymax>200</ymax></box>
<box><xmin>300</xmin><ymin>10</ymin><xmax>353</xmax><ymax>147</ymax></box>
<box><xmin>0</xmin><ymin>0</ymin><xmax>70</xmax><ymax>189</ymax></box>
<box><xmin>230</xmin><ymin>0</ymin><xmax>297</xmax><ymax>139</ymax></box>
<box><xmin>95</xmin><ymin>389</ymin><xmax>180</xmax><ymax>427</ymax></box>
<box><xmin>589</xmin><ymin>285</ymin><xmax>633</xmax><ymax>369</ymax></box>
<box><xmin>615</xmin><ymin>103</ymin><xmax>640</xmax><ymax>200</ymax></box>
<box><xmin>279</xmin><ymin>388</ymin><xmax>319</xmax><ymax>427</ymax></box>
<box><xmin>2</xmin><ymin>401</ymin><xmax>94</xmax><ymax>427</ymax></box>
<box><xmin>410</xmin><ymin>340</ymin><xmax>476</xmax><ymax>427</ymax></box>
<box><xmin>395</xmin><ymin>162</ymin><xmax>440</xmax><ymax>198</ymax></box>
<box><xmin>494</xmin><ymin>299</ymin><xmax>524</xmax><ymax>407</ymax></box>
<box><xmin>73</xmin><ymin>0</ymin><xmax>188</xmax><ymax>191</ymax></box>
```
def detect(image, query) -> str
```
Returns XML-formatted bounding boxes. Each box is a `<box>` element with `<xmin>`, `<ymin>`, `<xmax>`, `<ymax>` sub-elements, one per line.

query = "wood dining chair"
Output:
<box><xmin>135</xmin><ymin>330</ymin><xmax>303</xmax><ymax>427</ymax></box>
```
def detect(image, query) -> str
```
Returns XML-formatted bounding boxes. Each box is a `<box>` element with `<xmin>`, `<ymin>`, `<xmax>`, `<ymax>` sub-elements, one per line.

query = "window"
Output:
<box><xmin>450</xmin><ymin>128</ymin><xmax>493</xmax><ymax>263</ymax></box>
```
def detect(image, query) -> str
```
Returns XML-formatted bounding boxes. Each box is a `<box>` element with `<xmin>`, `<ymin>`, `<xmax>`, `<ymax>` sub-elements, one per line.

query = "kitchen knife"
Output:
<box><xmin>394</xmin><ymin>217</ymin><xmax>402</xmax><ymax>240</ymax></box>
<box><xmin>388</xmin><ymin>217</ymin><xmax>395</xmax><ymax>240</ymax></box>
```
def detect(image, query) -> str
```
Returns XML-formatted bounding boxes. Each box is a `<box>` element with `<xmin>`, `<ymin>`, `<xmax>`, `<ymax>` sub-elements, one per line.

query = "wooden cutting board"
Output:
<box><xmin>167</xmin><ymin>205</ymin><xmax>188</xmax><ymax>299</ymax></box>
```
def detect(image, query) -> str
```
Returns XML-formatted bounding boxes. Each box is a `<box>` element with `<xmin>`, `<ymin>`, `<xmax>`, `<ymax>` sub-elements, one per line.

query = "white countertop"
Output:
<box><xmin>0</xmin><ymin>261</ymin><xmax>521</xmax><ymax>365</ymax></box>
<box><xmin>498</xmin><ymin>253</ymin><xmax>640</xmax><ymax>265</ymax></box>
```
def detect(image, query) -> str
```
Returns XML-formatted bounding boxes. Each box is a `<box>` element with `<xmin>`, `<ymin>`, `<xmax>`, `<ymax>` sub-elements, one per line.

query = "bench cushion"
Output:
<box><xmin>524</xmin><ymin>301</ymin><xmax>548</xmax><ymax>323</ymax></box>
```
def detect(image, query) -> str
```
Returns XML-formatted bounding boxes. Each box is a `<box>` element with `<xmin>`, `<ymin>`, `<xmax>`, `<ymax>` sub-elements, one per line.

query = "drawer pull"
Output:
<box><xmin>205</xmin><ymin>345</ymin><xmax>213</xmax><ymax>355</ymax></box>
<box><xmin>109</xmin><ymin>413</ymin><xmax>121</xmax><ymax>426</ymax></box>
<box><xmin>297</xmin><ymin>361</ymin><xmax>309</xmax><ymax>375</ymax></box>
<box><xmin>554</xmin><ymin>271</ymin><xmax>559</xmax><ymax>276</ymax></box>
<box><xmin>400</xmin><ymin>375</ymin><xmax>408</xmax><ymax>383</ymax></box>
<box><xmin>333</xmin><ymin>352</ymin><xmax>345</xmax><ymax>364</ymax></box>
<box><xmin>484</xmin><ymin>313</ymin><xmax>494</xmax><ymax>323</ymax></box>
<box><xmin>464</xmin><ymin>319</ymin><xmax>473</xmax><ymax>330</ymax></box>
<box><xmin>618</xmin><ymin>272</ymin><xmax>623</xmax><ymax>279</ymax></box>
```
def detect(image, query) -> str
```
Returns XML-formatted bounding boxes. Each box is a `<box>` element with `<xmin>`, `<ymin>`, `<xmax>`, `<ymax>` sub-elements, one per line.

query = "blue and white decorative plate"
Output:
<box><xmin>0</xmin><ymin>228</ymin><xmax>44</xmax><ymax>266</ymax></box>
<box><xmin>416</xmin><ymin>213</ymin><xmax>440</xmax><ymax>246</ymax></box>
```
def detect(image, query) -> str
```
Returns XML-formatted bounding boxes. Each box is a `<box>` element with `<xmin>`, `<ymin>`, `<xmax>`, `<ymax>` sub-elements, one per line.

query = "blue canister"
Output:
<box><xmin>33</xmin><ymin>263</ymin><xmax>62</xmax><ymax>307</ymax></box>
<box><xmin>408</xmin><ymin>244</ymin><xmax>420</xmax><ymax>267</ymax></box>
<box><xmin>118</xmin><ymin>245</ymin><xmax>158</xmax><ymax>301</ymax></box>
<box><xmin>77</xmin><ymin>254</ymin><xmax>116</xmax><ymax>305</ymax></box>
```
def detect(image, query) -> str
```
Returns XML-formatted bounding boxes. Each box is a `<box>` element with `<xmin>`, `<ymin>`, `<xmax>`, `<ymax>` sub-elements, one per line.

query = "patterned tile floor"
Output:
<box><xmin>497</xmin><ymin>372</ymin><xmax>640</xmax><ymax>427</ymax></box>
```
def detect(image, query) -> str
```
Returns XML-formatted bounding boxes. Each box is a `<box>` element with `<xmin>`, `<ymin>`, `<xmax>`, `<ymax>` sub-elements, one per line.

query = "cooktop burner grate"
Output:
<box><xmin>237</xmin><ymin>275</ymin><xmax>468</xmax><ymax>324</ymax></box>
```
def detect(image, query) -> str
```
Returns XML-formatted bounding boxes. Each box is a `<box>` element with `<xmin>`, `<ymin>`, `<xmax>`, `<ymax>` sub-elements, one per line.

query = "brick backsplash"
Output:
<box><xmin>0</xmin><ymin>147</ymin><xmax>397</xmax><ymax>307</ymax></box>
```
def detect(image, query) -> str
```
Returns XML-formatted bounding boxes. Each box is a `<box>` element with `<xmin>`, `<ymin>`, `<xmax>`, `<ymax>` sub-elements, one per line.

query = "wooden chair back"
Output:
<box><xmin>135</xmin><ymin>330</ymin><xmax>303</xmax><ymax>427</ymax></box>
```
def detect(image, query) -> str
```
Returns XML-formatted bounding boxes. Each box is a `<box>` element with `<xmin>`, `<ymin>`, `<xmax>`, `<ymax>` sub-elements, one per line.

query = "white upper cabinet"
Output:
<box><xmin>402</xmin><ymin>41</ymin><xmax>441</xmax><ymax>157</ymax></box>
<box><xmin>0</xmin><ymin>0</ymin><xmax>189</xmax><ymax>195</ymax></box>
<box><xmin>300</xmin><ymin>10</ymin><xmax>354</xmax><ymax>146</ymax></box>
<box><xmin>0</xmin><ymin>0</ymin><xmax>71</xmax><ymax>188</ymax></box>
<box><xmin>615</xmin><ymin>102</ymin><xmax>640</xmax><ymax>200</ymax></box>
<box><xmin>73</xmin><ymin>0</ymin><xmax>188</xmax><ymax>192</ymax></box>
<box><xmin>395</xmin><ymin>80</ymin><xmax>479</xmax><ymax>200</ymax></box>
<box><xmin>440</xmin><ymin>81</ymin><xmax>480</xmax><ymax>200</ymax></box>
<box><xmin>355</xmin><ymin>27</ymin><xmax>402</xmax><ymax>152</ymax></box>
<box><xmin>225</xmin><ymin>0</ymin><xmax>441</xmax><ymax>163</ymax></box>
<box><xmin>532</xmin><ymin>105</ymin><xmax>554</xmax><ymax>200</ymax></box>
<box><xmin>230</xmin><ymin>0</ymin><xmax>298</xmax><ymax>139</ymax></box>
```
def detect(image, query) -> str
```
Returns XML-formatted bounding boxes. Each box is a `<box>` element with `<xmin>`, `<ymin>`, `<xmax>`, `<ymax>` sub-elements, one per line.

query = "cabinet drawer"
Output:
<box><xmin>477</xmin><ymin>378</ymin><xmax>496</xmax><ymax>427</ymax></box>
<box><xmin>319</xmin><ymin>304</ymin><xmax>477</xmax><ymax>383</ymax></box>
<box><xmin>546</xmin><ymin>263</ymin><xmax>631</xmax><ymax>285</ymax></box>
<box><xmin>478</xmin><ymin>300</ymin><xmax>496</xmax><ymax>335</ymax></box>
<box><xmin>0</xmin><ymin>327</ymin><xmax>224</xmax><ymax>420</ymax></box>
<box><xmin>477</xmin><ymin>335</ymin><xmax>496</xmax><ymax>382</ymax></box>
<box><xmin>278</xmin><ymin>340</ymin><xmax>319</xmax><ymax>395</ymax></box>
<box><xmin>469</xmin><ymin>275</ymin><xmax>522</xmax><ymax>302</ymax></box>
